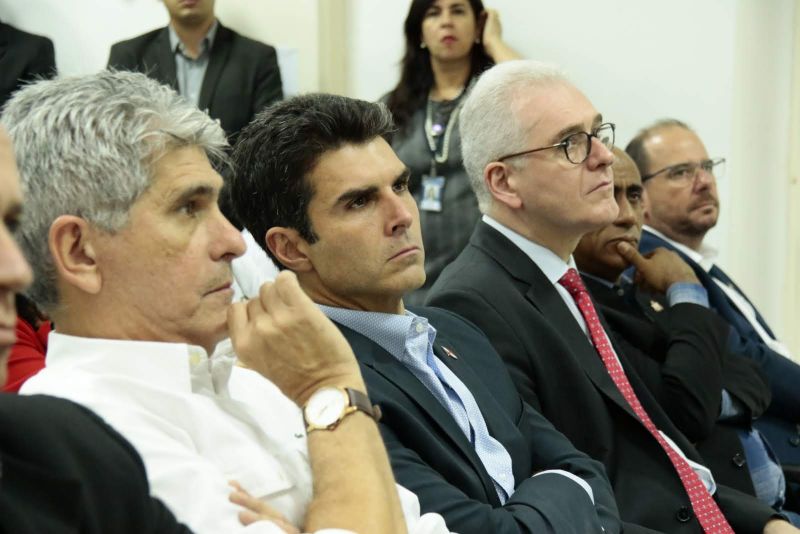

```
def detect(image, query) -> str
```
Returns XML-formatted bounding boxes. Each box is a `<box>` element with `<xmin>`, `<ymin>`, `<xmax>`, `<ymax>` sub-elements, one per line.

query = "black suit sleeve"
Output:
<box><xmin>615</xmin><ymin>302</ymin><xmax>726</xmax><ymax>443</ymax></box>
<box><xmin>379</xmin><ymin>400</ymin><xmax>619</xmax><ymax>534</ymax></box>
<box><xmin>250</xmin><ymin>45</ymin><xmax>282</xmax><ymax>116</ymax></box>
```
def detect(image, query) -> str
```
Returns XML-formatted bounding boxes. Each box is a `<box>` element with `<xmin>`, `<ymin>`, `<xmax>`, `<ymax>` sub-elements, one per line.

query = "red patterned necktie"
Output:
<box><xmin>558</xmin><ymin>268</ymin><xmax>734</xmax><ymax>533</ymax></box>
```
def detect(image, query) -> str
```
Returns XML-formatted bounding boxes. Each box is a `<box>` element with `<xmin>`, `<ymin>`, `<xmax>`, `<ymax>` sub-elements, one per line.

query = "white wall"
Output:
<box><xmin>346</xmin><ymin>0</ymin><xmax>798</xmax><ymax>353</ymax></box>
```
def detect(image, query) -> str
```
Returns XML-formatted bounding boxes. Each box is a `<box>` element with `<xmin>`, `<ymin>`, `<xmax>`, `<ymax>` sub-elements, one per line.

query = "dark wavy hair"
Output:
<box><xmin>385</xmin><ymin>0</ymin><xmax>494</xmax><ymax>133</ymax></box>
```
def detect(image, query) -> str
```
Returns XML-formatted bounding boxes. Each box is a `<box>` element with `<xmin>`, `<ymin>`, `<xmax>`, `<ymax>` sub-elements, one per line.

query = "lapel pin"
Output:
<box><xmin>649</xmin><ymin>300</ymin><xmax>664</xmax><ymax>312</ymax></box>
<box><xmin>442</xmin><ymin>346</ymin><xmax>458</xmax><ymax>359</ymax></box>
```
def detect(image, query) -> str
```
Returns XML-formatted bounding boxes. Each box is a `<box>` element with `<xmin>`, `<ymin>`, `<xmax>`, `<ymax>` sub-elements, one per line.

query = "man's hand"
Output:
<box><xmin>227</xmin><ymin>271</ymin><xmax>364</xmax><ymax>406</ymax></box>
<box><xmin>763</xmin><ymin>518</ymin><xmax>800</xmax><ymax>534</ymax></box>
<box><xmin>229</xmin><ymin>481</ymin><xmax>301</xmax><ymax>533</ymax></box>
<box><xmin>616</xmin><ymin>242</ymin><xmax>699</xmax><ymax>294</ymax></box>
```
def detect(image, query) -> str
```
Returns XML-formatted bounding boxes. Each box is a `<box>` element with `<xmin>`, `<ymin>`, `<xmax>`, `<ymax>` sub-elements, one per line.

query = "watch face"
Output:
<box><xmin>305</xmin><ymin>387</ymin><xmax>348</xmax><ymax>427</ymax></box>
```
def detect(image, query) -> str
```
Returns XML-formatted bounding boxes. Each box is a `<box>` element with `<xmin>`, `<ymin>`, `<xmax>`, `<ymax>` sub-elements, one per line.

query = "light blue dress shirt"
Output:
<box><xmin>320</xmin><ymin>305</ymin><xmax>516</xmax><ymax>503</ymax></box>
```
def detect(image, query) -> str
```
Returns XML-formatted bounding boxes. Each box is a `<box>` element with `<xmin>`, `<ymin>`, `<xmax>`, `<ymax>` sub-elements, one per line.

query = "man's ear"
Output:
<box><xmin>48</xmin><ymin>215</ymin><xmax>102</xmax><ymax>295</ymax></box>
<box><xmin>266</xmin><ymin>227</ymin><xmax>314</xmax><ymax>272</ymax></box>
<box><xmin>484</xmin><ymin>161</ymin><xmax>522</xmax><ymax>209</ymax></box>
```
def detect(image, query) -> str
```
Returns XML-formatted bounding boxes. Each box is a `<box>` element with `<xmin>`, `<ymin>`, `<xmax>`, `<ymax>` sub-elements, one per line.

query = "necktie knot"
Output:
<box><xmin>558</xmin><ymin>268</ymin><xmax>587</xmax><ymax>297</ymax></box>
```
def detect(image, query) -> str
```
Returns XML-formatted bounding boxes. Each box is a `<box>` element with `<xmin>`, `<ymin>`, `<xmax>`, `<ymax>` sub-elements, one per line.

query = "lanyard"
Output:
<box><xmin>423</xmin><ymin>81</ymin><xmax>472</xmax><ymax>176</ymax></box>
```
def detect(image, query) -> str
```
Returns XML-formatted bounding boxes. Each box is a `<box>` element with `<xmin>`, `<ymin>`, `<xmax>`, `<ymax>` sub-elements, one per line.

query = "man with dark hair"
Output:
<box><xmin>108</xmin><ymin>0</ymin><xmax>281</xmax><ymax>142</ymax></box>
<box><xmin>626</xmin><ymin>120</ymin><xmax>800</xmax><ymax>472</ymax></box>
<box><xmin>426</xmin><ymin>59</ymin><xmax>796</xmax><ymax>533</ymax></box>
<box><xmin>573</xmin><ymin>149</ymin><xmax>799</xmax><ymax>522</ymax></box>
<box><xmin>231</xmin><ymin>92</ymin><xmax>622</xmax><ymax>534</ymax></box>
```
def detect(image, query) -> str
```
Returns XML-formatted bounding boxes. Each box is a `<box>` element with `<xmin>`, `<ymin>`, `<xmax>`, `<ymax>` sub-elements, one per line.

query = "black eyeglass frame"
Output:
<box><xmin>496</xmin><ymin>122</ymin><xmax>616</xmax><ymax>165</ymax></box>
<box><xmin>641</xmin><ymin>157</ymin><xmax>726</xmax><ymax>182</ymax></box>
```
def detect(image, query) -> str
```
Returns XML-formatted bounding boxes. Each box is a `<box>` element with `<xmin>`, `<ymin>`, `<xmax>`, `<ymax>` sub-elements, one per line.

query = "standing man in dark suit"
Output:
<box><xmin>573</xmin><ymin>149</ymin><xmax>798</xmax><ymax>522</ymax></box>
<box><xmin>427</xmin><ymin>59</ymin><xmax>795</xmax><ymax>533</ymax></box>
<box><xmin>626</xmin><ymin>120</ymin><xmax>800</xmax><ymax>470</ymax></box>
<box><xmin>108</xmin><ymin>0</ymin><xmax>282</xmax><ymax>142</ymax></box>
<box><xmin>0</xmin><ymin>21</ymin><xmax>55</xmax><ymax>109</ymax></box>
<box><xmin>230</xmin><ymin>92</ymin><xmax>622</xmax><ymax>534</ymax></box>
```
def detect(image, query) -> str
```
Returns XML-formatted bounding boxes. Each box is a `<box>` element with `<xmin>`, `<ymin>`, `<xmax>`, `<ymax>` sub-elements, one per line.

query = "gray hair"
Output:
<box><xmin>460</xmin><ymin>59</ymin><xmax>568</xmax><ymax>212</ymax></box>
<box><xmin>1</xmin><ymin>70</ymin><xmax>228</xmax><ymax>312</ymax></box>
<box><xmin>625</xmin><ymin>118</ymin><xmax>692</xmax><ymax>177</ymax></box>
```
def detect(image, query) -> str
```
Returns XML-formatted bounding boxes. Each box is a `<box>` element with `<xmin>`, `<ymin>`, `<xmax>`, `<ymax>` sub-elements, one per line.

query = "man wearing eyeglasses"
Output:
<box><xmin>428</xmin><ymin>60</ymin><xmax>797</xmax><ymax>533</ymax></box>
<box><xmin>627</xmin><ymin>118</ymin><xmax>800</xmax><ymax>496</ymax></box>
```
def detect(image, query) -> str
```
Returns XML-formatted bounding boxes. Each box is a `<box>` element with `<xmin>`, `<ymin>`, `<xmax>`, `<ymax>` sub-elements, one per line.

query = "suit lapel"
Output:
<box><xmin>472</xmin><ymin>222</ymin><xmax>640</xmax><ymax>421</ymax></box>
<box><xmin>145</xmin><ymin>28</ymin><xmax>177</xmax><ymax>89</ymax></box>
<box><xmin>336</xmin><ymin>323</ymin><xmax>498</xmax><ymax>500</ymax></box>
<box><xmin>198</xmin><ymin>23</ymin><xmax>232</xmax><ymax>112</ymax></box>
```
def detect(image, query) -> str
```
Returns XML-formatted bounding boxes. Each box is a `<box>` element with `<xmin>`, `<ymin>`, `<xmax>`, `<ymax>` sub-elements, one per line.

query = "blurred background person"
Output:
<box><xmin>108</xmin><ymin>0</ymin><xmax>282</xmax><ymax>144</ymax></box>
<box><xmin>0</xmin><ymin>20</ymin><xmax>55</xmax><ymax>109</ymax></box>
<box><xmin>384</xmin><ymin>0</ymin><xmax>518</xmax><ymax>304</ymax></box>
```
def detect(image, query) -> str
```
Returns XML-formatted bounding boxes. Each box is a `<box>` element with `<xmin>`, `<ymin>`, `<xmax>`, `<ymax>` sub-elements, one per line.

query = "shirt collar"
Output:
<box><xmin>45</xmin><ymin>331</ymin><xmax>235</xmax><ymax>395</ymax></box>
<box><xmin>319</xmin><ymin>305</ymin><xmax>436</xmax><ymax>360</ymax></box>
<box><xmin>643</xmin><ymin>225</ymin><xmax>718</xmax><ymax>271</ymax></box>
<box><xmin>483</xmin><ymin>214</ymin><xmax>577</xmax><ymax>283</ymax></box>
<box><xmin>168</xmin><ymin>19</ymin><xmax>219</xmax><ymax>56</ymax></box>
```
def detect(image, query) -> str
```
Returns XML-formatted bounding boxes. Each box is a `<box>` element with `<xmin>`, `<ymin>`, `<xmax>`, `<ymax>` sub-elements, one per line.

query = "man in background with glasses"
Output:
<box><xmin>428</xmin><ymin>60</ymin><xmax>796</xmax><ymax>533</ymax></box>
<box><xmin>627</xmin><ymin>118</ymin><xmax>800</xmax><ymax>499</ymax></box>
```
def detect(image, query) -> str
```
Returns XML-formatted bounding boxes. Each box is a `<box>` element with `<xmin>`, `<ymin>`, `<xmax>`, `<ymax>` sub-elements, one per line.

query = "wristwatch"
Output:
<box><xmin>303</xmin><ymin>386</ymin><xmax>381</xmax><ymax>433</ymax></box>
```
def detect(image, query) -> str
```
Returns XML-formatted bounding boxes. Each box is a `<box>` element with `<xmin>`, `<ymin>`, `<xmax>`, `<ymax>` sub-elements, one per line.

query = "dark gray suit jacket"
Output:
<box><xmin>427</xmin><ymin>221</ymin><xmax>779</xmax><ymax>533</ymax></box>
<box><xmin>108</xmin><ymin>22</ymin><xmax>282</xmax><ymax>141</ymax></box>
<box><xmin>335</xmin><ymin>305</ymin><xmax>621</xmax><ymax>534</ymax></box>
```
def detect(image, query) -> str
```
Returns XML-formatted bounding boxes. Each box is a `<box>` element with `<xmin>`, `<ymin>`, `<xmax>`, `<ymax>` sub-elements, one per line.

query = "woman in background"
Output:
<box><xmin>385</xmin><ymin>0</ymin><xmax>518</xmax><ymax>305</ymax></box>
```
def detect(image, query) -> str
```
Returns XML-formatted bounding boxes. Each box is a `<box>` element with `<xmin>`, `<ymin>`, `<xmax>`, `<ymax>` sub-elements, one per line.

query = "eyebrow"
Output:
<box><xmin>167</xmin><ymin>184</ymin><xmax>217</xmax><ymax>208</ymax></box>
<box><xmin>549</xmin><ymin>113</ymin><xmax>603</xmax><ymax>144</ymax></box>
<box><xmin>334</xmin><ymin>168</ymin><xmax>410</xmax><ymax>207</ymax></box>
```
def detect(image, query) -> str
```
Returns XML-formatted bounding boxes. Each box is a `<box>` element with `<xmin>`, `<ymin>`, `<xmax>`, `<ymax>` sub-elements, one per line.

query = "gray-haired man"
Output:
<box><xmin>427</xmin><ymin>59</ymin><xmax>796</xmax><ymax>534</ymax></box>
<box><xmin>5</xmin><ymin>70</ymin><xmax>448</xmax><ymax>534</ymax></box>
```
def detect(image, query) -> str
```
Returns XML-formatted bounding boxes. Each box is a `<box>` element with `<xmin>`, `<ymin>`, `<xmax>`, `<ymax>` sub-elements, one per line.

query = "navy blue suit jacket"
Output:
<box><xmin>639</xmin><ymin>229</ymin><xmax>800</xmax><ymax>465</ymax></box>
<box><xmin>335</xmin><ymin>306</ymin><xmax>621</xmax><ymax>534</ymax></box>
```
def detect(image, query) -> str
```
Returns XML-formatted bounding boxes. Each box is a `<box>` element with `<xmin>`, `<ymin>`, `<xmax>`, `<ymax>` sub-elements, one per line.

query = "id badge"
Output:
<box><xmin>420</xmin><ymin>175</ymin><xmax>445</xmax><ymax>212</ymax></box>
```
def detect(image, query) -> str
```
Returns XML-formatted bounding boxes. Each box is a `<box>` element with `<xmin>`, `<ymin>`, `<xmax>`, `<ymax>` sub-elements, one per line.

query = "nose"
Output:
<box><xmin>693</xmin><ymin>167</ymin><xmax>715</xmax><ymax>191</ymax></box>
<box><xmin>614</xmin><ymin>197</ymin><xmax>636</xmax><ymax>228</ymax></box>
<box><xmin>0</xmin><ymin>228</ymin><xmax>33</xmax><ymax>296</ymax></box>
<box><xmin>440</xmin><ymin>10</ymin><xmax>453</xmax><ymax>26</ymax></box>
<box><xmin>586</xmin><ymin>136</ymin><xmax>614</xmax><ymax>171</ymax></box>
<box><xmin>212</xmin><ymin>208</ymin><xmax>246</xmax><ymax>261</ymax></box>
<box><xmin>385</xmin><ymin>193</ymin><xmax>415</xmax><ymax>237</ymax></box>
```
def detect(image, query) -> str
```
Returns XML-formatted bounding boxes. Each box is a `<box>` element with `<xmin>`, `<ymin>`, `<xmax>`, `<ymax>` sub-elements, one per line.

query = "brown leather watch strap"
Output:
<box><xmin>345</xmin><ymin>387</ymin><xmax>382</xmax><ymax>423</ymax></box>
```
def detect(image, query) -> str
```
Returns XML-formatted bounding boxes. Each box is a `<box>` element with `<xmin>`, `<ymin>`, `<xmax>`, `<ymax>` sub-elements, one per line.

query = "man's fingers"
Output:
<box><xmin>227</xmin><ymin>302</ymin><xmax>249</xmax><ymax>342</ymax></box>
<box><xmin>615</xmin><ymin>242</ymin><xmax>646</xmax><ymax>269</ymax></box>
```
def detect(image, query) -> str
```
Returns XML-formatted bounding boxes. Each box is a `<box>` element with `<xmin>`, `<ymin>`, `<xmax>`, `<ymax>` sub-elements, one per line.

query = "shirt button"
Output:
<box><xmin>415</xmin><ymin>323</ymin><xmax>425</xmax><ymax>333</ymax></box>
<box><xmin>731</xmin><ymin>452</ymin><xmax>746</xmax><ymax>467</ymax></box>
<box><xmin>789</xmin><ymin>435</ymin><xmax>800</xmax><ymax>447</ymax></box>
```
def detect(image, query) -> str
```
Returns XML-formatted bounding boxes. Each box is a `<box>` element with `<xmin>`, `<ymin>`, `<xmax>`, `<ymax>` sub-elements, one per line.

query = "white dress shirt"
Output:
<box><xmin>644</xmin><ymin>225</ymin><xmax>793</xmax><ymax>359</ymax></box>
<box><xmin>20</xmin><ymin>333</ymin><xmax>451</xmax><ymax>534</ymax></box>
<box><xmin>483</xmin><ymin>215</ymin><xmax>717</xmax><ymax>493</ymax></box>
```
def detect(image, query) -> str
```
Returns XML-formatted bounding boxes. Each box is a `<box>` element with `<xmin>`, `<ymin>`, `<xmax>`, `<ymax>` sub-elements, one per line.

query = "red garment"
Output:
<box><xmin>3</xmin><ymin>317</ymin><xmax>50</xmax><ymax>393</ymax></box>
<box><xmin>559</xmin><ymin>268</ymin><xmax>734</xmax><ymax>534</ymax></box>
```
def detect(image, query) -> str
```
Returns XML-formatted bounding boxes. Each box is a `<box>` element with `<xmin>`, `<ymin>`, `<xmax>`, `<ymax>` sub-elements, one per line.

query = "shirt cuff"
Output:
<box><xmin>666</xmin><ymin>283</ymin><xmax>709</xmax><ymax>308</ymax></box>
<box><xmin>533</xmin><ymin>469</ymin><xmax>594</xmax><ymax>504</ymax></box>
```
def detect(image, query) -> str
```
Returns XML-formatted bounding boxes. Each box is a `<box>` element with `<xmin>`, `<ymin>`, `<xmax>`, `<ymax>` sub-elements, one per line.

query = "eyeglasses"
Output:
<box><xmin>497</xmin><ymin>123</ymin><xmax>616</xmax><ymax>165</ymax></box>
<box><xmin>641</xmin><ymin>158</ymin><xmax>726</xmax><ymax>184</ymax></box>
